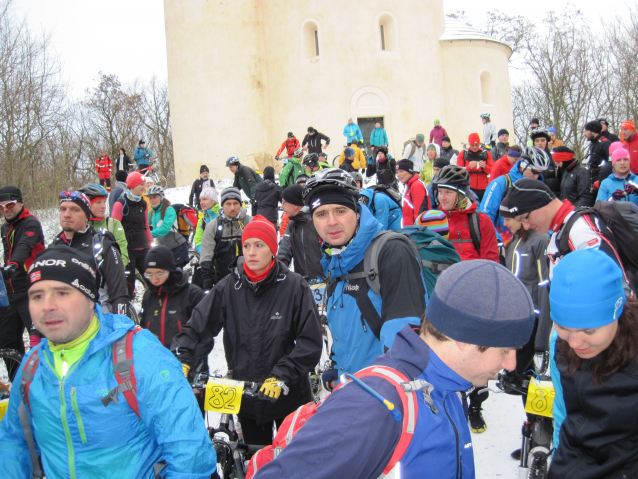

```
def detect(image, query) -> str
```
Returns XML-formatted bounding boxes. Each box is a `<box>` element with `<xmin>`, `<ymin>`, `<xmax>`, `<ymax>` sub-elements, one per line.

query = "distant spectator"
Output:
<box><xmin>439</xmin><ymin>136</ymin><xmax>459</xmax><ymax>163</ymax></box>
<box><xmin>189</xmin><ymin>165</ymin><xmax>215</xmax><ymax>209</ymax></box>
<box><xmin>548</xmin><ymin>127</ymin><xmax>564</xmax><ymax>150</ymax></box>
<box><xmin>134</xmin><ymin>139</ymin><xmax>152</xmax><ymax>170</ymax></box>
<box><xmin>491</xmin><ymin>145</ymin><xmax>522</xmax><ymax>180</ymax></box>
<box><xmin>403</xmin><ymin>133</ymin><xmax>426</xmax><ymax>172</ymax></box>
<box><xmin>302</xmin><ymin>127</ymin><xmax>330</xmax><ymax>154</ymax></box>
<box><xmin>253</xmin><ymin>166</ymin><xmax>282</xmax><ymax>231</ymax></box>
<box><xmin>480</xmin><ymin>113</ymin><xmax>497</xmax><ymax>147</ymax></box>
<box><xmin>343</xmin><ymin>117</ymin><xmax>363</xmax><ymax>144</ymax></box>
<box><xmin>338</xmin><ymin>140</ymin><xmax>365</xmax><ymax>172</ymax></box>
<box><xmin>530</xmin><ymin>118</ymin><xmax>540</xmax><ymax>129</ymax></box>
<box><xmin>598</xmin><ymin>118</ymin><xmax>621</xmax><ymax>143</ymax></box>
<box><xmin>369</xmin><ymin>122</ymin><xmax>388</xmax><ymax>158</ymax></box>
<box><xmin>115</xmin><ymin>148</ymin><xmax>130</xmax><ymax>173</ymax></box>
<box><xmin>420</xmin><ymin>143</ymin><xmax>440</xmax><ymax>185</ymax></box>
<box><xmin>429</xmin><ymin>119</ymin><xmax>448</xmax><ymax>146</ymax></box>
<box><xmin>456</xmin><ymin>133</ymin><xmax>494</xmax><ymax>202</ymax></box>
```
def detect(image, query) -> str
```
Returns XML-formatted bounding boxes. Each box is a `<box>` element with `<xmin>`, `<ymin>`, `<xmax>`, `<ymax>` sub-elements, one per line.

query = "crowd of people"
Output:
<box><xmin>1</xmin><ymin>113</ymin><xmax>638</xmax><ymax>479</ymax></box>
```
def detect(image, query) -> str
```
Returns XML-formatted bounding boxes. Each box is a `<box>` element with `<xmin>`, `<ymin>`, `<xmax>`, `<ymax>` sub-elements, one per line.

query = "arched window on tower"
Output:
<box><xmin>302</xmin><ymin>20</ymin><xmax>320</xmax><ymax>60</ymax></box>
<box><xmin>480</xmin><ymin>71</ymin><xmax>495</xmax><ymax>105</ymax></box>
<box><xmin>378</xmin><ymin>14</ymin><xmax>396</xmax><ymax>52</ymax></box>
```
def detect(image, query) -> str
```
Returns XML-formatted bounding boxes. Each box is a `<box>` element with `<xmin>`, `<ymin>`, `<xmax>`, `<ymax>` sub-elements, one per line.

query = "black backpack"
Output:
<box><xmin>556</xmin><ymin>201</ymin><xmax>638</xmax><ymax>273</ymax></box>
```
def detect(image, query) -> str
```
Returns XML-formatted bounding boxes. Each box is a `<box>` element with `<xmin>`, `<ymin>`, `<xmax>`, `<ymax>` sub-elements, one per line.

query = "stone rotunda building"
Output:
<box><xmin>164</xmin><ymin>0</ymin><xmax>513</xmax><ymax>184</ymax></box>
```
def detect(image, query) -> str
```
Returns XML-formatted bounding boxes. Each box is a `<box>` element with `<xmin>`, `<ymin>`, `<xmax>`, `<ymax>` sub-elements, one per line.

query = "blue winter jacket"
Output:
<box><xmin>134</xmin><ymin>146</ymin><xmax>153</xmax><ymax>166</ymax></box>
<box><xmin>370</xmin><ymin>127</ymin><xmax>388</xmax><ymax>147</ymax></box>
<box><xmin>596</xmin><ymin>172</ymin><xmax>638</xmax><ymax>205</ymax></box>
<box><xmin>321</xmin><ymin>206</ymin><xmax>427</xmax><ymax>375</ymax></box>
<box><xmin>550</xmin><ymin>331</ymin><xmax>566</xmax><ymax>451</ymax></box>
<box><xmin>343</xmin><ymin>123</ymin><xmax>363</xmax><ymax>142</ymax></box>
<box><xmin>359</xmin><ymin>189</ymin><xmax>402</xmax><ymax>231</ymax></box>
<box><xmin>0</xmin><ymin>306</ymin><xmax>216</xmax><ymax>479</ymax></box>
<box><xmin>480</xmin><ymin>160</ymin><xmax>526</xmax><ymax>241</ymax></box>
<box><xmin>254</xmin><ymin>325</ymin><xmax>475</xmax><ymax>479</ymax></box>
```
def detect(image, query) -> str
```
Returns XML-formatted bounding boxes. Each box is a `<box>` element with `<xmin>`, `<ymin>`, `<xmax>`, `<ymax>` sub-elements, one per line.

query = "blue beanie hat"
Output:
<box><xmin>426</xmin><ymin>260</ymin><xmax>535</xmax><ymax>347</ymax></box>
<box><xmin>550</xmin><ymin>249</ymin><xmax>626</xmax><ymax>329</ymax></box>
<box><xmin>547</xmin><ymin>127</ymin><xmax>556</xmax><ymax>134</ymax></box>
<box><xmin>344</xmin><ymin>147</ymin><xmax>355</xmax><ymax>157</ymax></box>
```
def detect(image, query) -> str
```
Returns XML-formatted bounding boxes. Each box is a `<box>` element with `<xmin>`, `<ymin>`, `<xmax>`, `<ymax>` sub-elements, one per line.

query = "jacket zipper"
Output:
<box><xmin>160</xmin><ymin>295</ymin><xmax>168</xmax><ymax>346</ymax></box>
<box><xmin>359</xmin><ymin>314</ymin><xmax>367</xmax><ymax>332</ymax></box>
<box><xmin>70</xmin><ymin>387</ymin><xmax>87</xmax><ymax>443</ymax></box>
<box><xmin>59</xmin><ymin>381</ymin><xmax>78</xmax><ymax>479</ymax></box>
<box><xmin>444</xmin><ymin>393</ymin><xmax>461</xmax><ymax>479</ymax></box>
<box><xmin>457</xmin><ymin>231</ymin><xmax>462</xmax><ymax>253</ymax></box>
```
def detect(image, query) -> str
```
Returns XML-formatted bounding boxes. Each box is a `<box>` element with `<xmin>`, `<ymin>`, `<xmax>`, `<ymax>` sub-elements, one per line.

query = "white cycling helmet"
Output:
<box><xmin>521</xmin><ymin>146</ymin><xmax>550</xmax><ymax>171</ymax></box>
<box><xmin>146</xmin><ymin>185</ymin><xmax>165</xmax><ymax>197</ymax></box>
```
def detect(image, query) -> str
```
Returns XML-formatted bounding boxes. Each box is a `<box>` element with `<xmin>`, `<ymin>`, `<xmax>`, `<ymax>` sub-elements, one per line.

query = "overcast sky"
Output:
<box><xmin>9</xmin><ymin>0</ymin><xmax>630</xmax><ymax>98</ymax></box>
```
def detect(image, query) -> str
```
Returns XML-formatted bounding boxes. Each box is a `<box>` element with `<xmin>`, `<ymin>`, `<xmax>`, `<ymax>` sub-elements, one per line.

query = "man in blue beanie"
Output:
<box><xmin>254</xmin><ymin>260</ymin><xmax>535</xmax><ymax>479</ymax></box>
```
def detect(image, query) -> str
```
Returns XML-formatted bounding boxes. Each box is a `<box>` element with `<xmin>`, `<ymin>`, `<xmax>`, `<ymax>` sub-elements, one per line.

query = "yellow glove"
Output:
<box><xmin>259</xmin><ymin>377</ymin><xmax>282</xmax><ymax>400</ymax></box>
<box><xmin>182</xmin><ymin>363</ymin><xmax>191</xmax><ymax>378</ymax></box>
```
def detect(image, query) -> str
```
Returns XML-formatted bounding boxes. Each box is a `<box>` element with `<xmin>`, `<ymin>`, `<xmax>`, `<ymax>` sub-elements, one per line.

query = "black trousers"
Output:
<box><xmin>0</xmin><ymin>295</ymin><xmax>35</xmax><ymax>353</ymax></box>
<box><xmin>126</xmin><ymin>249</ymin><xmax>148</xmax><ymax>299</ymax></box>
<box><xmin>237</xmin><ymin>413</ymin><xmax>286</xmax><ymax>446</ymax></box>
<box><xmin>99</xmin><ymin>178</ymin><xmax>111</xmax><ymax>189</ymax></box>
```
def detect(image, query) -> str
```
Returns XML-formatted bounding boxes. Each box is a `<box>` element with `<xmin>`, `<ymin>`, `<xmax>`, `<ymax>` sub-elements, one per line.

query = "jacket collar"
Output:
<box><xmin>6</xmin><ymin>206</ymin><xmax>31</xmax><ymax>224</ymax></box>
<box><xmin>423</xmin><ymin>347</ymin><xmax>473</xmax><ymax>392</ymax></box>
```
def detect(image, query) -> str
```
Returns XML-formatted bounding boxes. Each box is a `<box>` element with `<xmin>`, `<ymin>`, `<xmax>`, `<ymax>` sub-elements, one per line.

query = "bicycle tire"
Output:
<box><xmin>332</xmin><ymin>155</ymin><xmax>340</xmax><ymax>167</ymax></box>
<box><xmin>0</xmin><ymin>349</ymin><xmax>24</xmax><ymax>395</ymax></box>
<box><xmin>529</xmin><ymin>455</ymin><xmax>548</xmax><ymax>479</ymax></box>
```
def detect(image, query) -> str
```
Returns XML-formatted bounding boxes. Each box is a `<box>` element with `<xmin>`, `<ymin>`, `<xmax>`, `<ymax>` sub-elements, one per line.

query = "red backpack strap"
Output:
<box><xmin>101</xmin><ymin>328</ymin><xmax>142</xmax><ymax>418</ymax></box>
<box><xmin>349</xmin><ymin>366</ymin><xmax>418</xmax><ymax>475</ymax></box>
<box><xmin>19</xmin><ymin>346</ymin><xmax>42</xmax><ymax>415</ymax></box>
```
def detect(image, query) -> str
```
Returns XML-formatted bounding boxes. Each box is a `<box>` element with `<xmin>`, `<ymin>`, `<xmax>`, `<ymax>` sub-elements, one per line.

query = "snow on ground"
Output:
<box><xmin>2</xmin><ymin>182</ymin><xmax>528</xmax><ymax>477</ymax></box>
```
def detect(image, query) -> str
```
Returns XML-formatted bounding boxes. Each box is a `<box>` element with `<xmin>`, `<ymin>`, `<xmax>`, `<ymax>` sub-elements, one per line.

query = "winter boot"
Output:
<box><xmin>468</xmin><ymin>406</ymin><xmax>487</xmax><ymax>433</ymax></box>
<box><xmin>511</xmin><ymin>448</ymin><xmax>521</xmax><ymax>460</ymax></box>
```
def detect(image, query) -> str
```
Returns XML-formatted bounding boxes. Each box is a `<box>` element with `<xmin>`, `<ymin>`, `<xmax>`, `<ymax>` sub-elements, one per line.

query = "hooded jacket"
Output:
<box><xmin>141</xmin><ymin>270</ymin><xmax>205</xmax><ymax>349</ymax></box>
<box><xmin>370</xmin><ymin>127</ymin><xmax>388</xmax><ymax>147</ymax></box>
<box><xmin>322</xmin><ymin>206</ymin><xmax>427</xmax><ymax>375</ymax></box>
<box><xmin>233</xmin><ymin>163</ymin><xmax>263</xmax><ymax>200</ymax></box>
<box><xmin>343</xmin><ymin>123</ymin><xmax>363</xmax><ymax>142</ymax></box>
<box><xmin>254</xmin><ymin>325</ymin><xmax>475</xmax><ymax>479</ymax></box>
<box><xmin>402</xmin><ymin>174</ymin><xmax>429</xmax><ymax>226</ymax></box>
<box><xmin>446</xmin><ymin>200</ymin><xmax>500</xmax><ymax>262</ymax></box>
<box><xmin>302</xmin><ymin>131</ymin><xmax>330</xmax><ymax>155</ymax></box>
<box><xmin>359</xmin><ymin>188</ymin><xmax>402</xmax><ymax>231</ymax></box>
<box><xmin>194</xmin><ymin>206</ymin><xmax>221</xmax><ymax>255</ymax></box>
<box><xmin>559</xmin><ymin>160</ymin><xmax>593</xmax><ymax>207</ymax></box>
<box><xmin>253</xmin><ymin>180</ymin><xmax>282</xmax><ymax>226</ymax></box>
<box><xmin>1</xmin><ymin>207</ymin><xmax>45</xmax><ymax>301</ymax></box>
<box><xmin>597</xmin><ymin>172</ymin><xmax>638</xmax><ymax>206</ymax></box>
<box><xmin>199</xmin><ymin>208</ymin><xmax>252</xmax><ymax>288</ymax></box>
<box><xmin>277</xmin><ymin>209</ymin><xmax>324</xmax><ymax>280</ymax></box>
<box><xmin>171</xmin><ymin>260</ymin><xmax>322</xmax><ymax>425</ymax></box>
<box><xmin>429</xmin><ymin>125</ymin><xmax>448</xmax><ymax>146</ymax></box>
<box><xmin>549</xmin><ymin>332</ymin><xmax>638</xmax><ymax>479</ymax></box>
<box><xmin>0</xmin><ymin>307</ymin><xmax>217</xmax><ymax>479</ymax></box>
<box><xmin>279</xmin><ymin>158</ymin><xmax>304</xmax><ymax>188</ymax></box>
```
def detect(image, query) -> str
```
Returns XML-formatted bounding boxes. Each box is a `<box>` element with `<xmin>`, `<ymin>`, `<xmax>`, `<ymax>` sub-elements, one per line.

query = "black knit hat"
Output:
<box><xmin>282</xmin><ymin>184</ymin><xmax>304</xmax><ymax>206</ymax></box>
<box><xmin>115</xmin><ymin>170</ymin><xmax>128</xmax><ymax>182</ymax></box>
<box><xmin>28</xmin><ymin>246</ymin><xmax>98</xmax><ymax>302</ymax></box>
<box><xmin>498</xmin><ymin>129</ymin><xmax>509</xmax><ymax>137</ymax></box>
<box><xmin>433</xmin><ymin>158</ymin><xmax>450</xmax><ymax>169</ymax></box>
<box><xmin>263</xmin><ymin>166</ymin><xmax>275</xmax><ymax>181</ymax></box>
<box><xmin>441</xmin><ymin>136</ymin><xmax>451</xmax><ymax>143</ymax></box>
<box><xmin>530</xmin><ymin>118</ymin><xmax>540</xmax><ymax>125</ymax></box>
<box><xmin>145</xmin><ymin>245</ymin><xmax>177</xmax><ymax>272</ymax></box>
<box><xmin>505</xmin><ymin>178</ymin><xmax>556</xmax><ymax>216</ymax></box>
<box><xmin>0</xmin><ymin>185</ymin><xmax>23</xmax><ymax>203</ymax></box>
<box><xmin>585</xmin><ymin>120</ymin><xmax>602</xmax><ymax>134</ymax></box>
<box><xmin>200</xmin><ymin>165</ymin><xmax>209</xmax><ymax>173</ymax></box>
<box><xmin>396</xmin><ymin>159</ymin><xmax>415</xmax><ymax>174</ymax></box>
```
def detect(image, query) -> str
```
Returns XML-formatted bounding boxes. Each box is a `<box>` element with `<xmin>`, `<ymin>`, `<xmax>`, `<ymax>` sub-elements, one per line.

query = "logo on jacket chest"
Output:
<box><xmin>271</xmin><ymin>311</ymin><xmax>282</xmax><ymax>320</ymax></box>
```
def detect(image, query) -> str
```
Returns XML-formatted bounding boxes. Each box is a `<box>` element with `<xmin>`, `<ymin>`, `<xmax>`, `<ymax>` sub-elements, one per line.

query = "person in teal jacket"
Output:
<box><xmin>596</xmin><ymin>147</ymin><xmax>638</xmax><ymax>205</ymax></box>
<box><xmin>369</xmin><ymin>122</ymin><xmax>388</xmax><ymax>149</ymax></box>
<box><xmin>147</xmin><ymin>185</ymin><xmax>189</xmax><ymax>267</ymax></box>
<box><xmin>0</xmin><ymin>246</ymin><xmax>216</xmax><ymax>479</ymax></box>
<box><xmin>343</xmin><ymin>117</ymin><xmax>363</xmax><ymax>143</ymax></box>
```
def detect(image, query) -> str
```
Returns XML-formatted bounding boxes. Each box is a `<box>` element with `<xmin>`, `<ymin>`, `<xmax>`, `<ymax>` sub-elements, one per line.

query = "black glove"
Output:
<box><xmin>624</xmin><ymin>183</ymin><xmax>638</xmax><ymax>196</ymax></box>
<box><xmin>3</xmin><ymin>263</ymin><xmax>18</xmax><ymax>280</ymax></box>
<box><xmin>200</xmin><ymin>260</ymin><xmax>215</xmax><ymax>290</ymax></box>
<box><xmin>321</xmin><ymin>369</ymin><xmax>339</xmax><ymax>392</ymax></box>
<box><xmin>612</xmin><ymin>189</ymin><xmax>626</xmax><ymax>201</ymax></box>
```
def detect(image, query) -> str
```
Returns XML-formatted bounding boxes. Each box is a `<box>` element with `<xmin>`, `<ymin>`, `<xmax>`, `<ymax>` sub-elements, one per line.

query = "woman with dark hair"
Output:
<box><xmin>147</xmin><ymin>185</ymin><xmax>189</xmax><ymax>267</ymax></box>
<box><xmin>549</xmin><ymin>248</ymin><xmax>638</xmax><ymax>478</ymax></box>
<box><xmin>116</xmin><ymin>147</ymin><xmax>131</xmax><ymax>173</ymax></box>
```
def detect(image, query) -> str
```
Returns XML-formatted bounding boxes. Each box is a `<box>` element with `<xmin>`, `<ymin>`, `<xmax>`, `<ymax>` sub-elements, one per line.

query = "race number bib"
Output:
<box><xmin>204</xmin><ymin>378</ymin><xmax>244</xmax><ymax>413</ymax></box>
<box><xmin>309</xmin><ymin>282</ymin><xmax>326</xmax><ymax>306</ymax></box>
<box><xmin>524</xmin><ymin>378</ymin><xmax>555</xmax><ymax>418</ymax></box>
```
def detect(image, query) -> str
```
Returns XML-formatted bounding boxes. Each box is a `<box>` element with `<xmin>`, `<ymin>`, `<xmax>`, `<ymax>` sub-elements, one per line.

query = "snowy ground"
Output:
<box><xmin>2</xmin><ymin>181</ymin><xmax>529</xmax><ymax>477</ymax></box>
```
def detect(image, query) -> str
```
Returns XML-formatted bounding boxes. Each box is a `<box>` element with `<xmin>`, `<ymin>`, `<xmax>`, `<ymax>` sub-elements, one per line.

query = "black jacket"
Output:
<box><xmin>586</xmin><ymin>135</ymin><xmax>610</xmax><ymax>183</ymax></box>
<box><xmin>118</xmin><ymin>196</ymin><xmax>149</xmax><ymax>250</ymax></box>
<box><xmin>439</xmin><ymin>146</ymin><xmax>459</xmax><ymax>161</ymax></box>
<box><xmin>115</xmin><ymin>153</ymin><xmax>131</xmax><ymax>173</ymax></box>
<box><xmin>550</xmin><ymin>347</ymin><xmax>638</xmax><ymax>479</ymax></box>
<box><xmin>189</xmin><ymin>177</ymin><xmax>216</xmax><ymax>208</ymax></box>
<box><xmin>52</xmin><ymin>226</ymin><xmax>130</xmax><ymax>314</ymax></box>
<box><xmin>559</xmin><ymin>161</ymin><xmax>593</xmax><ymax>207</ymax></box>
<box><xmin>302</xmin><ymin>131</ymin><xmax>330</xmax><ymax>154</ymax></box>
<box><xmin>601</xmin><ymin>129</ymin><xmax>621</xmax><ymax>143</ymax></box>
<box><xmin>1</xmin><ymin>207</ymin><xmax>45</xmax><ymax>301</ymax></box>
<box><xmin>365</xmin><ymin>158</ymin><xmax>397</xmax><ymax>186</ymax></box>
<box><xmin>141</xmin><ymin>270</ymin><xmax>205</xmax><ymax>349</ymax></box>
<box><xmin>277</xmin><ymin>210</ymin><xmax>324</xmax><ymax>280</ymax></box>
<box><xmin>171</xmin><ymin>260</ymin><xmax>322</xmax><ymax>424</ymax></box>
<box><xmin>253</xmin><ymin>180</ymin><xmax>282</xmax><ymax>226</ymax></box>
<box><xmin>492</xmin><ymin>142</ymin><xmax>508</xmax><ymax>161</ymax></box>
<box><xmin>233</xmin><ymin>163</ymin><xmax>262</xmax><ymax>200</ymax></box>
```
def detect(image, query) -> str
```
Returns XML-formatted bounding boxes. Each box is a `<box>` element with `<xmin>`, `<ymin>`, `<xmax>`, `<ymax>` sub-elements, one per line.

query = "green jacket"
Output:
<box><xmin>89</xmin><ymin>217</ymin><xmax>129</xmax><ymax>267</ymax></box>
<box><xmin>419</xmin><ymin>160</ymin><xmax>434</xmax><ymax>185</ymax></box>
<box><xmin>194</xmin><ymin>205</ymin><xmax>221</xmax><ymax>255</ymax></box>
<box><xmin>233</xmin><ymin>163</ymin><xmax>263</xmax><ymax>200</ymax></box>
<box><xmin>280</xmin><ymin>157</ymin><xmax>304</xmax><ymax>187</ymax></box>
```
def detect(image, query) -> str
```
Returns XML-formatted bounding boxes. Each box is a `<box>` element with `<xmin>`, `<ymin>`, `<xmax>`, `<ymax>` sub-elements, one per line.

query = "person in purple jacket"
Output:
<box><xmin>429</xmin><ymin>119</ymin><xmax>448</xmax><ymax>146</ymax></box>
<box><xmin>253</xmin><ymin>260</ymin><xmax>535</xmax><ymax>479</ymax></box>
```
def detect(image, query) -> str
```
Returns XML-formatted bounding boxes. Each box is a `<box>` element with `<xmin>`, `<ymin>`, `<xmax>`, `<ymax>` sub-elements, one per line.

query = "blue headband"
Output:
<box><xmin>508</xmin><ymin>150</ymin><xmax>522</xmax><ymax>158</ymax></box>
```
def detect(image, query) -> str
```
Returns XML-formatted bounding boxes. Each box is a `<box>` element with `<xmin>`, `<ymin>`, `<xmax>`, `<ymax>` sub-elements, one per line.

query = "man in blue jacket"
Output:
<box><xmin>254</xmin><ymin>260</ymin><xmax>535</xmax><ymax>479</ymax></box>
<box><xmin>134</xmin><ymin>139</ymin><xmax>153</xmax><ymax>170</ymax></box>
<box><xmin>302</xmin><ymin>169</ymin><xmax>426</xmax><ymax>388</ymax></box>
<box><xmin>0</xmin><ymin>246</ymin><xmax>217</xmax><ymax>479</ymax></box>
<box><xmin>343</xmin><ymin>117</ymin><xmax>363</xmax><ymax>144</ymax></box>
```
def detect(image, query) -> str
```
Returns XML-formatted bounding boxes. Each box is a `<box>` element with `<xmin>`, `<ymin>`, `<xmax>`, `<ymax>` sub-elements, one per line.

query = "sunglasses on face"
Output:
<box><xmin>0</xmin><ymin>201</ymin><xmax>17</xmax><ymax>210</ymax></box>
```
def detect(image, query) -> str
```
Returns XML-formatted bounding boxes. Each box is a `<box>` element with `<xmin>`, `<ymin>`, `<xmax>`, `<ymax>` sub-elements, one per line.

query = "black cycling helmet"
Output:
<box><xmin>376</xmin><ymin>145</ymin><xmax>389</xmax><ymax>155</ymax></box>
<box><xmin>78</xmin><ymin>183</ymin><xmax>108</xmax><ymax>199</ymax></box>
<box><xmin>303</xmin><ymin>168</ymin><xmax>359</xmax><ymax>207</ymax></box>
<box><xmin>318</xmin><ymin>152</ymin><xmax>328</xmax><ymax>159</ymax></box>
<box><xmin>530</xmin><ymin>127</ymin><xmax>551</xmax><ymax>142</ymax></box>
<box><xmin>303</xmin><ymin>152</ymin><xmax>320</xmax><ymax>167</ymax></box>
<box><xmin>431</xmin><ymin>165</ymin><xmax>470</xmax><ymax>194</ymax></box>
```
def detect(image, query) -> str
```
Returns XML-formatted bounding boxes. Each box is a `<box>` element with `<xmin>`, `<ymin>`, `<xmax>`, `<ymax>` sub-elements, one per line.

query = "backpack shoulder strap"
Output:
<box><xmin>364</xmin><ymin>231</ymin><xmax>417</xmax><ymax>297</ymax></box>
<box><xmin>468</xmin><ymin>212</ymin><xmax>482</xmax><ymax>255</ymax></box>
<box><xmin>555</xmin><ymin>208</ymin><xmax>592</xmax><ymax>259</ymax></box>
<box><xmin>19</xmin><ymin>346</ymin><xmax>42</xmax><ymax>414</ymax></box>
<box><xmin>101</xmin><ymin>328</ymin><xmax>143</xmax><ymax>418</ymax></box>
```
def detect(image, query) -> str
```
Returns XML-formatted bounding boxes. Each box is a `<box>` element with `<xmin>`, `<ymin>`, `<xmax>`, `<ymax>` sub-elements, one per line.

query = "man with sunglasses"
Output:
<box><xmin>51</xmin><ymin>191</ymin><xmax>134</xmax><ymax>319</ymax></box>
<box><xmin>0</xmin><ymin>186</ymin><xmax>45</xmax><ymax>351</ymax></box>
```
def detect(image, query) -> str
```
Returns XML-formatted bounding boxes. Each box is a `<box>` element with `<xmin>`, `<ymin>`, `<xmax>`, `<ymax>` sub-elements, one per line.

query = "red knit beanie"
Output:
<box><xmin>126</xmin><ymin>172</ymin><xmax>145</xmax><ymax>189</ymax></box>
<box><xmin>468</xmin><ymin>133</ymin><xmax>481</xmax><ymax>145</ymax></box>
<box><xmin>241</xmin><ymin>216</ymin><xmax>278</xmax><ymax>255</ymax></box>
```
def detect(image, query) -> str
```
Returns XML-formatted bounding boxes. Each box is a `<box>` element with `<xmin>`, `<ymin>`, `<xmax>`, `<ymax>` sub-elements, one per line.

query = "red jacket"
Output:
<box><xmin>490</xmin><ymin>156</ymin><xmax>514</xmax><ymax>181</ymax></box>
<box><xmin>96</xmin><ymin>154</ymin><xmax>113</xmax><ymax>179</ymax></box>
<box><xmin>402</xmin><ymin>174</ymin><xmax>429</xmax><ymax>226</ymax></box>
<box><xmin>445</xmin><ymin>201</ymin><xmax>499</xmax><ymax>262</ymax></box>
<box><xmin>276</xmin><ymin>137</ymin><xmax>301</xmax><ymax>157</ymax></box>
<box><xmin>623</xmin><ymin>132</ymin><xmax>638</xmax><ymax>175</ymax></box>
<box><xmin>457</xmin><ymin>149</ymin><xmax>494</xmax><ymax>191</ymax></box>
